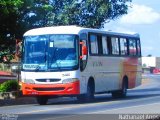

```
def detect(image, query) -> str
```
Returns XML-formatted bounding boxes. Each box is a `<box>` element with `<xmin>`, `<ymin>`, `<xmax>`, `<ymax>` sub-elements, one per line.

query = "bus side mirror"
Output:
<box><xmin>80</xmin><ymin>41</ymin><xmax>87</xmax><ymax>59</ymax></box>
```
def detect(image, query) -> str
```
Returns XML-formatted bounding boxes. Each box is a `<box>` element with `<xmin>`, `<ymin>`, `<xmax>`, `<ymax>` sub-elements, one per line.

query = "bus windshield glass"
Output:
<box><xmin>22</xmin><ymin>34</ymin><xmax>78</xmax><ymax>71</ymax></box>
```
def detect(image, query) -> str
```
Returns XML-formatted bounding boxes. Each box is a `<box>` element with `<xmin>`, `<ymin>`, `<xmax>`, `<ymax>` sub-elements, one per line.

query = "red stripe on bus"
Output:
<box><xmin>22</xmin><ymin>81</ymin><xmax>80</xmax><ymax>96</ymax></box>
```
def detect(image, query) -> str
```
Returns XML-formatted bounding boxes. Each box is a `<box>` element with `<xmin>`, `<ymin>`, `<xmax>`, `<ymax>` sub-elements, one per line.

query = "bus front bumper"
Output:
<box><xmin>22</xmin><ymin>81</ymin><xmax>80</xmax><ymax>96</ymax></box>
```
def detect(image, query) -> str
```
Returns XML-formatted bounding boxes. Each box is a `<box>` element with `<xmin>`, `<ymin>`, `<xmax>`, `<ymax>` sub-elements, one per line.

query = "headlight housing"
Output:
<box><xmin>24</xmin><ymin>79</ymin><xmax>35</xmax><ymax>84</ymax></box>
<box><xmin>62</xmin><ymin>78</ymin><xmax>79</xmax><ymax>84</ymax></box>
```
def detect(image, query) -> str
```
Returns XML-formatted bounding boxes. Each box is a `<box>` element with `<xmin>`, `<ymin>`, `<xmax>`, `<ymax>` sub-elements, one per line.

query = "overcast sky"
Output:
<box><xmin>103</xmin><ymin>0</ymin><xmax>160</xmax><ymax>57</ymax></box>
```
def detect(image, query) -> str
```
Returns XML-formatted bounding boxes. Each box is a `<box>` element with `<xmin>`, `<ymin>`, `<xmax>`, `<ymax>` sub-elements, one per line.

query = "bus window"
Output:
<box><xmin>90</xmin><ymin>34</ymin><xmax>98</xmax><ymax>54</ymax></box>
<box><xmin>120</xmin><ymin>38</ymin><xmax>127</xmax><ymax>55</ymax></box>
<box><xmin>102</xmin><ymin>36</ymin><xmax>108</xmax><ymax>55</ymax></box>
<box><xmin>80</xmin><ymin>33</ymin><xmax>88</xmax><ymax>71</ymax></box>
<box><xmin>137</xmin><ymin>39</ymin><xmax>141</xmax><ymax>56</ymax></box>
<box><xmin>111</xmin><ymin>37</ymin><xmax>119</xmax><ymax>55</ymax></box>
<box><xmin>129</xmin><ymin>39</ymin><xmax>137</xmax><ymax>56</ymax></box>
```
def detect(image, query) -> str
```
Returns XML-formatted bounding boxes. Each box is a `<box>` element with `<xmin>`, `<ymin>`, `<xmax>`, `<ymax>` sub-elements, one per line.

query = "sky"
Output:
<box><xmin>103</xmin><ymin>0</ymin><xmax>160</xmax><ymax>57</ymax></box>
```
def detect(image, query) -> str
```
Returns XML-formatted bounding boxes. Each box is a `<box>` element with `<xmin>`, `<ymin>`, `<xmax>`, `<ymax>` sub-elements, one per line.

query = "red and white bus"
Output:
<box><xmin>21</xmin><ymin>26</ymin><xmax>142</xmax><ymax>105</ymax></box>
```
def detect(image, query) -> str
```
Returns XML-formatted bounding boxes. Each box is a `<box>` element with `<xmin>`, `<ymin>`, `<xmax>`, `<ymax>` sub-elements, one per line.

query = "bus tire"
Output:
<box><xmin>77</xmin><ymin>80</ymin><xmax>94</xmax><ymax>102</ymax></box>
<box><xmin>112</xmin><ymin>79</ymin><xmax>128</xmax><ymax>98</ymax></box>
<box><xmin>36</xmin><ymin>96</ymin><xmax>48</xmax><ymax>105</ymax></box>
<box><xmin>121</xmin><ymin>80</ymin><xmax>128</xmax><ymax>97</ymax></box>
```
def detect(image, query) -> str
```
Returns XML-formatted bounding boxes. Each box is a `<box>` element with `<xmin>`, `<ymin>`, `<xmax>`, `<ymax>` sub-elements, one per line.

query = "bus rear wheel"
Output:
<box><xmin>36</xmin><ymin>96</ymin><xmax>48</xmax><ymax>105</ymax></box>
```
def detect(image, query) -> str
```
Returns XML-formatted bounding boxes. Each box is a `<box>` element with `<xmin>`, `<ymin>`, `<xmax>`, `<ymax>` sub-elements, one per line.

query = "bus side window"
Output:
<box><xmin>90</xmin><ymin>34</ymin><xmax>98</xmax><ymax>54</ymax></box>
<box><xmin>137</xmin><ymin>39</ymin><xmax>141</xmax><ymax>56</ymax></box>
<box><xmin>120</xmin><ymin>38</ymin><xmax>127</xmax><ymax>55</ymax></box>
<box><xmin>129</xmin><ymin>39</ymin><xmax>137</xmax><ymax>56</ymax></box>
<box><xmin>111</xmin><ymin>37</ymin><xmax>120</xmax><ymax>55</ymax></box>
<box><xmin>80</xmin><ymin>33</ymin><xmax>88</xmax><ymax>71</ymax></box>
<box><xmin>102</xmin><ymin>36</ymin><xmax>108</xmax><ymax>55</ymax></box>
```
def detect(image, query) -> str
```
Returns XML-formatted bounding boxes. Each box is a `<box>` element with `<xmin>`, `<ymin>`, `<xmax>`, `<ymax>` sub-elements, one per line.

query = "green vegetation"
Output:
<box><xmin>0</xmin><ymin>80</ymin><xmax>20</xmax><ymax>92</ymax></box>
<box><xmin>0</xmin><ymin>63</ymin><xmax>11</xmax><ymax>72</ymax></box>
<box><xmin>20</xmin><ymin>0</ymin><xmax>132</xmax><ymax>29</ymax></box>
<box><xmin>0</xmin><ymin>0</ymin><xmax>23</xmax><ymax>62</ymax></box>
<box><xmin>0</xmin><ymin>0</ymin><xmax>132</xmax><ymax>62</ymax></box>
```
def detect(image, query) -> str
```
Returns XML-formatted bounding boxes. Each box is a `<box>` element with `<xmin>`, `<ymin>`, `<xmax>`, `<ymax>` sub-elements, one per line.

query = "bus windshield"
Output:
<box><xmin>22</xmin><ymin>34</ymin><xmax>78</xmax><ymax>71</ymax></box>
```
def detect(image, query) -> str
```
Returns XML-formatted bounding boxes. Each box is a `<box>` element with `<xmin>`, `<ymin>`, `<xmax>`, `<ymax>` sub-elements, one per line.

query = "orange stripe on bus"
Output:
<box><xmin>120</xmin><ymin>58</ymin><xmax>138</xmax><ymax>89</ymax></box>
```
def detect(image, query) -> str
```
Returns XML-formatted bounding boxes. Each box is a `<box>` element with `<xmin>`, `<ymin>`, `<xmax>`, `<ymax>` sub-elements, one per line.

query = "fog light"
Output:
<box><xmin>25</xmin><ymin>87</ymin><xmax>31</xmax><ymax>90</ymax></box>
<box><xmin>62</xmin><ymin>78</ymin><xmax>79</xmax><ymax>84</ymax></box>
<box><xmin>24</xmin><ymin>79</ymin><xmax>35</xmax><ymax>84</ymax></box>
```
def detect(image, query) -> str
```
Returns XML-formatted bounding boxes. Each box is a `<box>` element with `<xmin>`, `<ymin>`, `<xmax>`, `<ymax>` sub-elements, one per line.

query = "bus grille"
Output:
<box><xmin>35</xmin><ymin>79</ymin><xmax>61</xmax><ymax>82</ymax></box>
<box><xmin>33</xmin><ymin>87</ymin><xmax>65</xmax><ymax>91</ymax></box>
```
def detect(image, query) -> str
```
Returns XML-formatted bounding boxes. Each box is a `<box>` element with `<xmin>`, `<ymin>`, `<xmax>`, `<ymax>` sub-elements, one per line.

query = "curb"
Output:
<box><xmin>0</xmin><ymin>90</ymin><xmax>36</xmax><ymax>106</ymax></box>
<box><xmin>0</xmin><ymin>91</ymin><xmax>36</xmax><ymax>106</ymax></box>
<box><xmin>0</xmin><ymin>91</ymin><xmax>21</xmax><ymax>100</ymax></box>
<box><xmin>0</xmin><ymin>97</ymin><xmax>36</xmax><ymax>106</ymax></box>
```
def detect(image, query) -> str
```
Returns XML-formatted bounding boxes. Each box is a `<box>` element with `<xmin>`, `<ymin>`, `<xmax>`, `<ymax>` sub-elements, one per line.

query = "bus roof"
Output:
<box><xmin>24</xmin><ymin>26</ymin><xmax>140</xmax><ymax>38</ymax></box>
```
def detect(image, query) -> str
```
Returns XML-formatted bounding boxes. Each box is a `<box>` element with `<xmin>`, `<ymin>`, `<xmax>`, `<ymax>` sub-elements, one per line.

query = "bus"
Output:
<box><xmin>21</xmin><ymin>26</ymin><xmax>142</xmax><ymax>105</ymax></box>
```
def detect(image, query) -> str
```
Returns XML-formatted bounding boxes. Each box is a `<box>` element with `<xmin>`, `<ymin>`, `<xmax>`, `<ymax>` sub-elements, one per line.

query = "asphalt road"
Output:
<box><xmin>1</xmin><ymin>74</ymin><xmax>160</xmax><ymax>120</ymax></box>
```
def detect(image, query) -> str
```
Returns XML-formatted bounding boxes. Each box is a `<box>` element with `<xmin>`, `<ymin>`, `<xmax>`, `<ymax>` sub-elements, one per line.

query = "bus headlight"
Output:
<box><xmin>24</xmin><ymin>79</ymin><xmax>35</xmax><ymax>84</ymax></box>
<box><xmin>62</xmin><ymin>78</ymin><xmax>79</xmax><ymax>84</ymax></box>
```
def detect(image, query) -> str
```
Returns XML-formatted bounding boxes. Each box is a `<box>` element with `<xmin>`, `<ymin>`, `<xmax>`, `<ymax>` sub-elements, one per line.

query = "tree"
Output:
<box><xmin>20</xmin><ymin>0</ymin><xmax>132</xmax><ymax>29</ymax></box>
<box><xmin>0</xmin><ymin>0</ymin><xmax>23</xmax><ymax>62</ymax></box>
<box><xmin>0</xmin><ymin>0</ymin><xmax>132</xmax><ymax>62</ymax></box>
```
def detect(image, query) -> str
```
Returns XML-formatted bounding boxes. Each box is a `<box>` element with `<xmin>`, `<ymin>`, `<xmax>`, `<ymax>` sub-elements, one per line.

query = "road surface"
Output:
<box><xmin>1</xmin><ymin>74</ymin><xmax>160</xmax><ymax>120</ymax></box>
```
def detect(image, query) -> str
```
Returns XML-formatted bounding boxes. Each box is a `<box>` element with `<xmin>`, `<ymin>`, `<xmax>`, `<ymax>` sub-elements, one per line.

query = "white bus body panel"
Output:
<box><xmin>21</xmin><ymin>70</ymin><xmax>88</xmax><ymax>94</ymax></box>
<box><xmin>80</xmin><ymin>56</ymin><xmax>142</xmax><ymax>93</ymax></box>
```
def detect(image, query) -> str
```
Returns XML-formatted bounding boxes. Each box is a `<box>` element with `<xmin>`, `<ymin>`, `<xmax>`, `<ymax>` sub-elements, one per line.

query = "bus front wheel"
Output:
<box><xmin>77</xmin><ymin>81</ymin><xmax>94</xmax><ymax>102</ymax></box>
<box><xmin>36</xmin><ymin>96</ymin><xmax>48</xmax><ymax>105</ymax></box>
<box><xmin>112</xmin><ymin>80</ymin><xmax>128</xmax><ymax>98</ymax></box>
